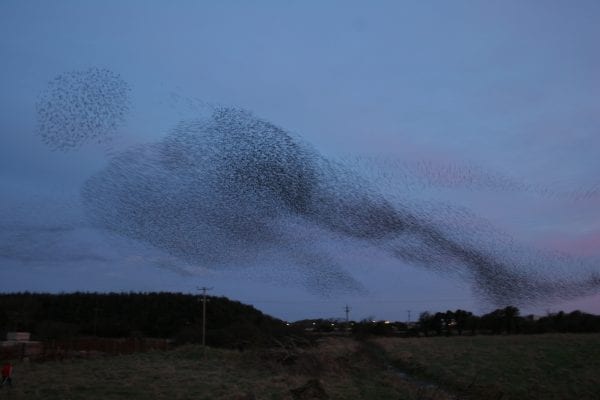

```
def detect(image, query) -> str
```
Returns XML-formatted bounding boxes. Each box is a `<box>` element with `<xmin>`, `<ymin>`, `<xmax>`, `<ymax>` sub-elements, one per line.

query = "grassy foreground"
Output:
<box><xmin>1</xmin><ymin>338</ymin><xmax>450</xmax><ymax>400</ymax></box>
<box><xmin>2</xmin><ymin>334</ymin><xmax>598</xmax><ymax>399</ymax></box>
<box><xmin>375</xmin><ymin>333</ymin><xmax>600</xmax><ymax>400</ymax></box>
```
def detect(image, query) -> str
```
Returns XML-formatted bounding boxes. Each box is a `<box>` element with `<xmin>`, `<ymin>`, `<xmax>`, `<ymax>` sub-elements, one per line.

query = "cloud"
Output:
<box><xmin>0</xmin><ymin>224</ymin><xmax>112</xmax><ymax>264</ymax></box>
<box><xmin>535</xmin><ymin>230</ymin><xmax>600</xmax><ymax>257</ymax></box>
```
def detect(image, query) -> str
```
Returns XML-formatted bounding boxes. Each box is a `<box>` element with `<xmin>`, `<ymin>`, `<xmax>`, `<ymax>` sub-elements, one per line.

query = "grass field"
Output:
<box><xmin>1</xmin><ymin>334</ymin><xmax>598</xmax><ymax>399</ymax></box>
<box><xmin>0</xmin><ymin>338</ymin><xmax>448</xmax><ymax>400</ymax></box>
<box><xmin>375</xmin><ymin>333</ymin><xmax>600</xmax><ymax>400</ymax></box>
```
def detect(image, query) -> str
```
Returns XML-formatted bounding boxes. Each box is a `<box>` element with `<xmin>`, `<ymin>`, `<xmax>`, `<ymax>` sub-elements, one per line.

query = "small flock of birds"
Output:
<box><xmin>36</xmin><ymin>68</ymin><xmax>130</xmax><ymax>150</ymax></box>
<box><xmin>35</xmin><ymin>68</ymin><xmax>600</xmax><ymax>306</ymax></box>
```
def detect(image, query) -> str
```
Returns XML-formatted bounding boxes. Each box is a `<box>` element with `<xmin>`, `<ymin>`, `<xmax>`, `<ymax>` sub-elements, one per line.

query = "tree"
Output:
<box><xmin>454</xmin><ymin>309</ymin><xmax>473</xmax><ymax>336</ymax></box>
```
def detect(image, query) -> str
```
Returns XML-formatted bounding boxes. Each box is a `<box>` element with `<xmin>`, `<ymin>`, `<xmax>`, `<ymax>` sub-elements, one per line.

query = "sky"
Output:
<box><xmin>1</xmin><ymin>0</ymin><xmax>599</xmax><ymax>321</ymax></box>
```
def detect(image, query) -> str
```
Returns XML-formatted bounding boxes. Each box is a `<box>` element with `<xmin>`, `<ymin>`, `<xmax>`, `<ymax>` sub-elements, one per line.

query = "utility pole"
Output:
<box><xmin>344</xmin><ymin>304</ymin><xmax>351</xmax><ymax>323</ymax></box>
<box><xmin>93</xmin><ymin>307</ymin><xmax>100</xmax><ymax>337</ymax></box>
<box><xmin>197</xmin><ymin>287</ymin><xmax>213</xmax><ymax>350</ymax></box>
<box><xmin>407</xmin><ymin>310</ymin><xmax>411</xmax><ymax>325</ymax></box>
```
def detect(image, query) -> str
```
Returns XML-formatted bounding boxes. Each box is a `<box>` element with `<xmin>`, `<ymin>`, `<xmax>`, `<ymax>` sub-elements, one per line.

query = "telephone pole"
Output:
<box><xmin>93</xmin><ymin>306</ymin><xmax>100</xmax><ymax>337</ymax></box>
<box><xmin>344</xmin><ymin>304</ymin><xmax>351</xmax><ymax>323</ymax></box>
<box><xmin>407</xmin><ymin>310</ymin><xmax>411</xmax><ymax>325</ymax></box>
<box><xmin>197</xmin><ymin>287</ymin><xmax>213</xmax><ymax>350</ymax></box>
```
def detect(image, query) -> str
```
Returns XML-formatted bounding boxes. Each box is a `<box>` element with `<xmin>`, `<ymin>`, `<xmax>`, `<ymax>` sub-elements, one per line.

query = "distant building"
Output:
<box><xmin>1</xmin><ymin>332</ymin><xmax>42</xmax><ymax>359</ymax></box>
<box><xmin>6</xmin><ymin>332</ymin><xmax>30</xmax><ymax>342</ymax></box>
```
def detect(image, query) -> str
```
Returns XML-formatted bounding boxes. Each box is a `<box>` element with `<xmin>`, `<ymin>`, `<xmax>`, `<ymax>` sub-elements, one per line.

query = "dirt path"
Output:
<box><xmin>361</xmin><ymin>339</ymin><xmax>462</xmax><ymax>400</ymax></box>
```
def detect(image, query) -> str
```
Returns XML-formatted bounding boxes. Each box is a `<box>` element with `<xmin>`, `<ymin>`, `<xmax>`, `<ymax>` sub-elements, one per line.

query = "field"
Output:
<box><xmin>375</xmin><ymin>333</ymin><xmax>600</xmax><ymax>400</ymax></box>
<box><xmin>1</xmin><ymin>334</ymin><xmax>598</xmax><ymax>399</ymax></box>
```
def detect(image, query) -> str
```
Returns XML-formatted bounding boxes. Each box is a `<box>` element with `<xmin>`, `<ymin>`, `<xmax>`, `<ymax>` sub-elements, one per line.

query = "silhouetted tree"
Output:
<box><xmin>454</xmin><ymin>309</ymin><xmax>473</xmax><ymax>336</ymax></box>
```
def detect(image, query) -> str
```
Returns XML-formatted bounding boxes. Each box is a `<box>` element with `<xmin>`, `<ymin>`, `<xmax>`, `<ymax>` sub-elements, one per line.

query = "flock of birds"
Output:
<box><xmin>36</xmin><ymin>68</ymin><xmax>130</xmax><ymax>150</ymax></box>
<box><xmin>34</xmin><ymin>67</ymin><xmax>599</xmax><ymax>306</ymax></box>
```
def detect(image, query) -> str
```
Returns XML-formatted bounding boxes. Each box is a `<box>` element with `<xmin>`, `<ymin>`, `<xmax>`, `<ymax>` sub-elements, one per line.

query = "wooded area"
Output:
<box><xmin>0</xmin><ymin>292</ymin><xmax>291</xmax><ymax>348</ymax></box>
<box><xmin>1</xmin><ymin>293</ymin><xmax>599</xmax><ymax>349</ymax></box>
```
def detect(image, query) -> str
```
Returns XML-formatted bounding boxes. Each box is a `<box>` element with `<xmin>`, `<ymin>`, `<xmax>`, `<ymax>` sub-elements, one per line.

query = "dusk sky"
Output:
<box><xmin>1</xmin><ymin>0</ymin><xmax>599</xmax><ymax>322</ymax></box>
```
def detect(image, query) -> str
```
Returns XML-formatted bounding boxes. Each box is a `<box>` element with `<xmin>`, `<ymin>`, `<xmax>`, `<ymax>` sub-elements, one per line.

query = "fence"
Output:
<box><xmin>0</xmin><ymin>337</ymin><xmax>170</xmax><ymax>361</ymax></box>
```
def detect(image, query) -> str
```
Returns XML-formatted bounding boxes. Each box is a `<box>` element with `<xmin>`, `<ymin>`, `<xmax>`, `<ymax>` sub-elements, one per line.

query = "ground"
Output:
<box><xmin>2</xmin><ymin>334</ymin><xmax>598</xmax><ymax>400</ymax></box>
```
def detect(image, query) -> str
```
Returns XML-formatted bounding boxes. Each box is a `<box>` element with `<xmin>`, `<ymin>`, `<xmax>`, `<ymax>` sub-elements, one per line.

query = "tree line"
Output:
<box><xmin>1</xmin><ymin>293</ymin><xmax>598</xmax><ymax>345</ymax></box>
<box><xmin>416</xmin><ymin>306</ymin><xmax>600</xmax><ymax>336</ymax></box>
<box><xmin>293</xmin><ymin>306</ymin><xmax>600</xmax><ymax>337</ymax></box>
<box><xmin>0</xmin><ymin>292</ymin><xmax>294</xmax><ymax>348</ymax></box>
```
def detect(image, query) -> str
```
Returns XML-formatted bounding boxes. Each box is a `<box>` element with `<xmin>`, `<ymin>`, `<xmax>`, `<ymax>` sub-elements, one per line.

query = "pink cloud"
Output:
<box><xmin>536</xmin><ymin>229</ymin><xmax>600</xmax><ymax>257</ymax></box>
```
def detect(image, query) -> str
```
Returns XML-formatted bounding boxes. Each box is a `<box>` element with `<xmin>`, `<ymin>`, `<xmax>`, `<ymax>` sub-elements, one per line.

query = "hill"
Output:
<box><xmin>0</xmin><ymin>292</ymin><xmax>291</xmax><ymax>348</ymax></box>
